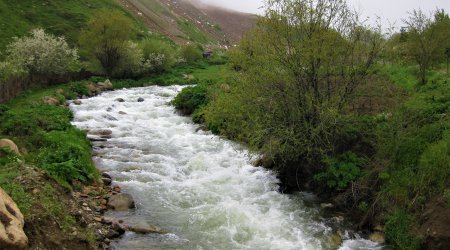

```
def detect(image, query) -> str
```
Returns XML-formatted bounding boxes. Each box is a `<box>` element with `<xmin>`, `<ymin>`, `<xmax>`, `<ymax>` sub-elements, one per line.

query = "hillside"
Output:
<box><xmin>0</xmin><ymin>0</ymin><xmax>146</xmax><ymax>51</ymax></box>
<box><xmin>0</xmin><ymin>0</ymin><xmax>256</xmax><ymax>53</ymax></box>
<box><xmin>118</xmin><ymin>0</ymin><xmax>257</xmax><ymax>46</ymax></box>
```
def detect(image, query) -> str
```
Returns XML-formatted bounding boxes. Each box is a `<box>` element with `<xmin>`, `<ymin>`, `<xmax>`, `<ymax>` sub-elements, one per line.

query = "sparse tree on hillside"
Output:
<box><xmin>403</xmin><ymin>9</ymin><xmax>450</xmax><ymax>85</ymax></box>
<box><xmin>79</xmin><ymin>10</ymin><xmax>135</xmax><ymax>76</ymax></box>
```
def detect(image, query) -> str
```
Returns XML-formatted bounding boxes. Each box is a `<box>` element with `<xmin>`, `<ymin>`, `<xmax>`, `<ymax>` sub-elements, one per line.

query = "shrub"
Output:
<box><xmin>5</xmin><ymin>28</ymin><xmax>80</xmax><ymax>76</ymax></box>
<box><xmin>181</xmin><ymin>44</ymin><xmax>202</xmax><ymax>63</ymax></box>
<box><xmin>140</xmin><ymin>38</ymin><xmax>177</xmax><ymax>72</ymax></box>
<box><xmin>385</xmin><ymin>211</ymin><xmax>422</xmax><ymax>250</ymax></box>
<box><xmin>171</xmin><ymin>84</ymin><xmax>208</xmax><ymax>116</ymax></box>
<box><xmin>114</xmin><ymin>41</ymin><xmax>145</xmax><ymax>77</ymax></box>
<box><xmin>37</xmin><ymin>129</ymin><xmax>97</xmax><ymax>187</ymax></box>
<box><xmin>314</xmin><ymin>152</ymin><xmax>366</xmax><ymax>189</ymax></box>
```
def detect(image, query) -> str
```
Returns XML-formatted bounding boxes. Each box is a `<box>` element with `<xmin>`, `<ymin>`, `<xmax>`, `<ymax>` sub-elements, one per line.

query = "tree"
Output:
<box><xmin>205</xmin><ymin>0</ymin><xmax>383</xmax><ymax>170</ymax></box>
<box><xmin>79</xmin><ymin>10</ymin><xmax>135</xmax><ymax>76</ymax></box>
<box><xmin>140</xmin><ymin>38</ymin><xmax>177</xmax><ymax>72</ymax></box>
<box><xmin>5</xmin><ymin>28</ymin><xmax>79</xmax><ymax>76</ymax></box>
<box><xmin>403</xmin><ymin>9</ymin><xmax>450</xmax><ymax>85</ymax></box>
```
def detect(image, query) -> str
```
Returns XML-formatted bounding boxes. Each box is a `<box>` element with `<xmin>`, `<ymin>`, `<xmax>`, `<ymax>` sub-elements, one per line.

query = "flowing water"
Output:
<box><xmin>71</xmin><ymin>85</ymin><xmax>383</xmax><ymax>250</ymax></box>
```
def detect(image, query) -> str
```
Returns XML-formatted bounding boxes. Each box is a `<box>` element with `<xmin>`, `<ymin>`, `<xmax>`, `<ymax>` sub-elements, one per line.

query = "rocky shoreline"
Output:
<box><xmin>72</xmin><ymin>172</ymin><xmax>166</xmax><ymax>249</ymax></box>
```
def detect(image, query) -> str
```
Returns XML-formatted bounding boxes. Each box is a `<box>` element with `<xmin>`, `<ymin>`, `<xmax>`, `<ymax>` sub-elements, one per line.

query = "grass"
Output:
<box><xmin>112</xmin><ymin>62</ymin><xmax>231</xmax><ymax>89</ymax></box>
<box><xmin>177</xmin><ymin>20</ymin><xmax>212</xmax><ymax>44</ymax></box>
<box><xmin>0</xmin><ymin>0</ymin><xmax>146</xmax><ymax>52</ymax></box>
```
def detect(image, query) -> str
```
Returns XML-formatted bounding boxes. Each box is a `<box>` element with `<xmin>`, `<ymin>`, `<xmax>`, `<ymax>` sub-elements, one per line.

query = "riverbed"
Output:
<box><xmin>71</xmin><ymin>85</ymin><xmax>382</xmax><ymax>250</ymax></box>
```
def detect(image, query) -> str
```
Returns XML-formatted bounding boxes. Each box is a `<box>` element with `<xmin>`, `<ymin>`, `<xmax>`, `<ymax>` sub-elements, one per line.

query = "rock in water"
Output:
<box><xmin>0</xmin><ymin>187</ymin><xmax>28</xmax><ymax>249</ymax></box>
<box><xmin>103</xmin><ymin>114</ymin><xmax>118</xmax><ymax>121</ymax></box>
<box><xmin>107</xmin><ymin>194</ymin><xmax>135</xmax><ymax>211</ymax></box>
<box><xmin>369</xmin><ymin>232</ymin><xmax>385</xmax><ymax>244</ymax></box>
<box><xmin>73</xmin><ymin>100</ymin><xmax>82</xmax><ymax>105</ymax></box>
<box><xmin>127</xmin><ymin>222</ymin><xmax>167</xmax><ymax>234</ymax></box>
<box><xmin>0</xmin><ymin>139</ymin><xmax>21</xmax><ymax>156</ymax></box>
<box><xmin>115</xmin><ymin>98</ymin><xmax>125</xmax><ymax>103</ymax></box>
<box><xmin>137</xmin><ymin>97</ymin><xmax>144</xmax><ymax>102</ymax></box>
<box><xmin>97</xmin><ymin>79</ymin><xmax>113</xmax><ymax>91</ymax></box>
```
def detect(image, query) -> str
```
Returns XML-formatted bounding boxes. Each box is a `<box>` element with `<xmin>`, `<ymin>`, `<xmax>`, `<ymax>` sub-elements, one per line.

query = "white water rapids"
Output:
<box><xmin>70</xmin><ymin>85</ymin><xmax>383</xmax><ymax>250</ymax></box>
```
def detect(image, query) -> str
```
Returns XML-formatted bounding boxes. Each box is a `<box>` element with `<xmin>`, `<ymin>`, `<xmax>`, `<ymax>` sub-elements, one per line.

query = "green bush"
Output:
<box><xmin>181</xmin><ymin>44</ymin><xmax>202</xmax><ymax>63</ymax></box>
<box><xmin>314</xmin><ymin>152</ymin><xmax>366</xmax><ymax>189</ymax></box>
<box><xmin>171</xmin><ymin>84</ymin><xmax>208</xmax><ymax>116</ymax></box>
<box><xmin>385</xmin><ymin>210</ymin><xmax>422</xmax><ymax>250</ymax></box>
<box><xmin>140</xmin><ymin>38</ymin><xmax>177</xmax><ymax>72</ymax></box>
<box><xmin>37</xmin><ymin>129</ymin><xmax>97</xmax><ymax>187</ymax></box>
<box><xmin>69</xmin><ymin>81</ymin><xmax>90</xmax><ymax>96</ymax></box>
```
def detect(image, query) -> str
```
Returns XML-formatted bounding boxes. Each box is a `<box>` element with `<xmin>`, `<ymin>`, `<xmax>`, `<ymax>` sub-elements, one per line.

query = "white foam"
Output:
<box><xmin>71</xmin><ymin>85</ymin><xmax>382</xmax><ymax>250</ymax></box>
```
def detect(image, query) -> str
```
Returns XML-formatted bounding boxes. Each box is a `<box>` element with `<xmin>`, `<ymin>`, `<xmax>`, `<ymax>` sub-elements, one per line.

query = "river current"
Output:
<box><xmin>71</xmin><ymin>85</ymin><xmax>382</xmax><ymax>250</ymax></box>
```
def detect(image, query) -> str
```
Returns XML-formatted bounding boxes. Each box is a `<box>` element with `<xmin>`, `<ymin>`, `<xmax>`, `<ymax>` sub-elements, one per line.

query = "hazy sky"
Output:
<box><xmin>199</xmin><ymin>0</ymin><xmax>450</xmax><ymax>28</ymax></box>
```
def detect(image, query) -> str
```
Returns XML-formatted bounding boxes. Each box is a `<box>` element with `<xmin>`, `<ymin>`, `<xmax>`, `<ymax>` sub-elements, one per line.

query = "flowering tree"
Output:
<box><xmin>5</xmin><ymin>28</ymin><xmax>80</xmax><ymax>76</ymax></box>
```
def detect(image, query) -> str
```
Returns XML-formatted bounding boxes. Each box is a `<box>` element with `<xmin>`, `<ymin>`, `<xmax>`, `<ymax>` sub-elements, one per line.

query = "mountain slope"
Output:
<box><xmin>119</xmin><ymin>0</ymin><xmax>257</xmax><ymax>45</ymax></box>
<box><xmin>0</xmin><ymin>0</ymin><xmax>144</xmax><ymax>51</ymax></box>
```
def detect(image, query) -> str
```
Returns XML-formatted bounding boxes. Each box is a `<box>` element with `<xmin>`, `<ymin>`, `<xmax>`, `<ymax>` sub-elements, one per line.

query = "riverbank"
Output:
<box><xmin>0</xmin><ymin>63</ymin><xmax>229</xmax><ymax>249</ymax></box>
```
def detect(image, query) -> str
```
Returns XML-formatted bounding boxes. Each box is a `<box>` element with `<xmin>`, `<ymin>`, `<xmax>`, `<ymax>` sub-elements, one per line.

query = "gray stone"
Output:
<box><xmin>107</xmin><ymin>193</ymin><xmax>135</xmax><ymax>211</ymax></box>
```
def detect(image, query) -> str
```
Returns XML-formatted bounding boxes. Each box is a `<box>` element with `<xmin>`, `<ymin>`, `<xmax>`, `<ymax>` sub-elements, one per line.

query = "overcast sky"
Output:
<box><xmin>198</xmin><ymin>0</ymin><xmax>450</xmax><ymax>28</ymax></box>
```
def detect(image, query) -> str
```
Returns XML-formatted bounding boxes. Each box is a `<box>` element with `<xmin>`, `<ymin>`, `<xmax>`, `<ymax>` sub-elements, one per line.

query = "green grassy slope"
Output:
<box><xmin>0</xmin><ymin>0</ymin><xmax>144</xmax><ymax>51</ymax></box>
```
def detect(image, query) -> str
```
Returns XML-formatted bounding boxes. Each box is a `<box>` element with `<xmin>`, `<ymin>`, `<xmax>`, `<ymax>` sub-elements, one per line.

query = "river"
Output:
<box><xmin>70</xmin><ymin>85</ymin><xmax>382</xmax><ymax>250</ymax></box>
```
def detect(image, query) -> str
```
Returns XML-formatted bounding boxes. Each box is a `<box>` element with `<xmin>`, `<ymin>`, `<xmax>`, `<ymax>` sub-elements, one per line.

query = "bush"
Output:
<box><xmin>140</xmin><ymin>38</ymin><xmax>177</xmax><ymax>72</ymax></box>
<box><xmin>385</xmin><ymin>210</ymin><xmax>422</xmax><ymax>250</ymax></box>
<box><xmin>5</xmin><ymin>28</ymin><xmax>80</xmax><ymax>76</ymax></box>
<box><xmin>314</xmin><ymin>152</ymin><xmax>366</xmax><ymax>189</ymax></box>
<box><xmin>181</xmin><ymin>44</ymin><xmax>202</xmax><ymax>63</ymax></box>
<box><xmin>37</xmin><ymin>129</ymin><xmax>97</xmax><ymax>187</ymax></box>
<box><xmin>171</xmin><ymin>84</ymin><xmax>208</xmax><ymax>116</ymax></box>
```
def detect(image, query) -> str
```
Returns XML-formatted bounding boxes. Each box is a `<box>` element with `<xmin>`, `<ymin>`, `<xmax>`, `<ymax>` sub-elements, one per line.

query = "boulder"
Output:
<box><xmin>103</xmin><ymin>114</ymin><xmax>118</xmax><ymax>121</ymax></box>
<box><xmin>87</xmin><ymin>83</ymin><xmax>99</xmax><ymax>95</ymax></box>
<box><xmin>137</xmin><ymin>97</ymin><xmax>144</xmax><ymax>102</ymax></box>
<box><xmin>42</xmin><ymin>96</ymin><xmax>59</xmax><ymax>106</ymax></box>
<box><xmin>115</xmin><ymin>98</ymin><xmax>125</xmax><ymax>103</ymax></box>
<box><xmin>73</xmin><ymin>100</ymin><xmax>82</xmax><ymax>105</ymax></box>
<box><xmin>107</xmin><ymin>193</ymin><xmax>135</xmax><ymax>211</ymax></box>
<box><xmin>97</xmin><ymin>80</ymin><xmax>113</xmax><ymax>91</ymax></box>
<box><xmin>0</xmin><ymin>187</ymin><xmax>28</xmax><ymax>249</ymax></box>
<box><xmin>369</xmin><ymin>232</ymin><xmax>385</xmax><ymax>244</ymax></box>
<box><xmin>118</xmin><ymin>111</ymin><xmax>127</xmax><ymax>115</ymax></box>
<box><xmin>127</xmin><ymin>222</ymin><xmax>167</xmax><ymax>234</ymax></box>
<box><xmin>102</xmin><ymin>178</ymin><xmax>112</xmax><ymax>186</ymax></box>
<box><xmin>89</xmin><ymin>129</ymin><xmax>112</xmax><ymax>137</ymax></box>
<box><xmin>0</xmin><ymin>139</ymin><xmax>20</xmax><ymax>156</ymax></box>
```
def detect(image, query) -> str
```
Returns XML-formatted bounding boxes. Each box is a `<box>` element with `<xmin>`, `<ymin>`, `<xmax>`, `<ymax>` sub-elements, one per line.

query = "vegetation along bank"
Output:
<box><xmin>0</xmin><ymin>0</ymin><xmax>449</xmax><ymax>249</ymax></box>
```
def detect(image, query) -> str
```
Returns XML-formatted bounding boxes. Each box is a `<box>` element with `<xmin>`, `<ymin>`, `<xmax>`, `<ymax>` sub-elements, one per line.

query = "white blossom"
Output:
<box><xmin>6</xmin><ymin>28</ymin><xmax>80</xmax><ymax>76</ymax></box>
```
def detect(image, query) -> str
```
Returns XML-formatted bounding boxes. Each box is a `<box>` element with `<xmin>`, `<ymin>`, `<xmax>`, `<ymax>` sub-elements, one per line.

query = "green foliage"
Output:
<box><xmin>69</xmin><ymin>81</ymin><xmax>90</xmax><ymax>97</ymax></box>
<box><xmin>385</xmin><ymin>211</ymin><xmax>422</xmax><ymax>250</ymax></box>
<box><xmin>172</xmin><ymin>84</ymin><xmax>208</xmax><ymax>116</ymax></box>
<box><xmin>315</xmin><ymin>152</ymin><xmax>366</xmax><ymax>189</ymax></box>
<box><xmin>79</xmin><ymin>9</ymin><xmax>135</xmax><ymax>76</ymax></box>
<box><xmin>399</xmin><ymin>9</ymin><xmax>450</xmax><ymax>84</ymax></box>
<box><xmin>0</xmin><ymin>105</ymin><xmax>72</xmax><ymax>137</ymax></box>
<box><xmin>37</xmin><ymin>129</ymin><xmax>97</xmax><ymax>187</ymax></box>
<box><xmin>0</xmin><ymin>0</ymin><xmax>142</xmax><ymax>55</ymax></box>
<box><xmin>40</xmin><ymin>184</ymin><xmax>76</xmax><ymax>231</ymax></box>
<box><xmin>140</xmin><ymin>38</ymin><xmax>177</xmax><ymax>72</ymax></box>
<box><xmin>181</xmin><ymin>44</ymin><xmax>202</xmax><ymax>63</ymax></box>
